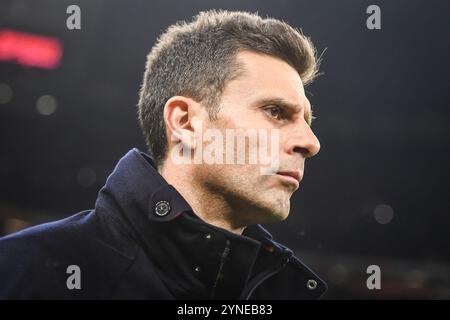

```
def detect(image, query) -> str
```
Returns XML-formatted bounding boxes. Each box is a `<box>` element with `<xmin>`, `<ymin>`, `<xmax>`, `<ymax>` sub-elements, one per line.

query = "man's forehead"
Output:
<box><xmin>235</xmin><ymin>50</ymin><xmax>303</xmax><ymax>80</ymax></box>
<box><xmin>232</xmin><ymin>50</ymin><xmax>307</xmax><ymax>102</ymax></box>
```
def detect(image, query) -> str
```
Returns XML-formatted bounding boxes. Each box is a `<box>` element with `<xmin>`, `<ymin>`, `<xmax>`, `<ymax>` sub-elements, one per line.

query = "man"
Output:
<box><xmin>0</xmin><ymin>10</ymin><xmax>327</xmax><ymax>299</ymax></box>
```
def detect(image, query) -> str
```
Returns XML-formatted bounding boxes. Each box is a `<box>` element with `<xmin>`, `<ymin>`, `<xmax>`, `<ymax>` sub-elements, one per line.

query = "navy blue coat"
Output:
<box><xmin>0</xmin><ymin>148</ymin><xmax>327</xmax><ymax>299</ymax></box>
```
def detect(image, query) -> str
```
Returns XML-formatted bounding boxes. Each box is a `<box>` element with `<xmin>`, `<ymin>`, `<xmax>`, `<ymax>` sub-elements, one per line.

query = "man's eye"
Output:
<box><xmin>264</xmin><ymin>105</ymin><xmax>283</xmax><ymax>120</ymax></box>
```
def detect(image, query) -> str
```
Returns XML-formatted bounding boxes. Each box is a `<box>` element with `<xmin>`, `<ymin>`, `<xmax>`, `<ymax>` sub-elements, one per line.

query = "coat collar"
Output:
<box><xmin>95</xmin><ymin>148</ymin><xmax>327</xmax><ymax>299</ymax></box>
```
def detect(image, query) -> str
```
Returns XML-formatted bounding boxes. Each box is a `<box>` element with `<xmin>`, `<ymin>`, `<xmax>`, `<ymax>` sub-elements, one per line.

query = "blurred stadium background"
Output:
<box><xmin>1</xmin><ymin>0</ymin><xmax>449</xmax><ymax>299</ymax></box>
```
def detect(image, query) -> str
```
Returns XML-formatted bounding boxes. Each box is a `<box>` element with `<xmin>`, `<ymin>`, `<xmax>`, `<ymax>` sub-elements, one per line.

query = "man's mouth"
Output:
<box><xmin>276</xmin><ymin>171</ymin><xmax>302</xmax><ymax>189</ymax></box>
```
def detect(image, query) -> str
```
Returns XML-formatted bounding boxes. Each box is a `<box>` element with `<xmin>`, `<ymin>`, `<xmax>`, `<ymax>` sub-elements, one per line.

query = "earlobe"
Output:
<box><xmin>173</xmin><ymin>127</ymin><xmax>196</xmax><ymax>150</ymax></box>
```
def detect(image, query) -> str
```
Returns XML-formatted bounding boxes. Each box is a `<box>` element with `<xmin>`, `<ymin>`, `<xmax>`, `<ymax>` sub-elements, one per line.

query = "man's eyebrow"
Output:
<box><xmin>253</xmin><ymin>96</ymin><xmax>314</xmax><ymax>126</ymax></box>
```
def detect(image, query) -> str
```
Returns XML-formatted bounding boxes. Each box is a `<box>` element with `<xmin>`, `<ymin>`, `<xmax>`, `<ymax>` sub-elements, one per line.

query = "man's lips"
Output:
<box><xmin>276</xmin><ymin>171</ymin><xmax>302</xmax><ymax>188</ymax></box>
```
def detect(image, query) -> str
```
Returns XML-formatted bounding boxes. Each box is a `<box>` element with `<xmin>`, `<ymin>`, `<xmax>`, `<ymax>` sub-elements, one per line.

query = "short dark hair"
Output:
<box><xmin>138</xmin><ymin>10</ymin><xmax>319</xmax><ymax>168</ymax></box>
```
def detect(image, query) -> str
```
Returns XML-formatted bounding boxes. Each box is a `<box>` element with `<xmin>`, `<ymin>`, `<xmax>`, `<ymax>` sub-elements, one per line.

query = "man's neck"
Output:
<box><xmin>159</xmin><ymin>162</ymin><xmax>245</xmax><ymax>235</ymax></box>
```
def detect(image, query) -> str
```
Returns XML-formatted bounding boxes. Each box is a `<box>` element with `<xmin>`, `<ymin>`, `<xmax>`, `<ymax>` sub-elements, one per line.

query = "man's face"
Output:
<box><xmin>192</xmin><ymin>50</ymin><xmax>320</xmax><ymax>226</ymax></box>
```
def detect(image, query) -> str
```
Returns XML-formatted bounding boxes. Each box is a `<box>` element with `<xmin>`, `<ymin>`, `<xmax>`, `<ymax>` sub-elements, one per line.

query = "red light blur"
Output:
<box><xmin>0</xmin><ymin>29</ymin><xmax>63</xmax><ymax>69</ymax></box>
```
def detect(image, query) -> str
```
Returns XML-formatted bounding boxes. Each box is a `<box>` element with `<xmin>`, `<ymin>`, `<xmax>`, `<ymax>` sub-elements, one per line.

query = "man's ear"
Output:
<box><xmin>163</xmin><ymin>96</ymin><xmax>200</xmax><ymax>150</ymax></box>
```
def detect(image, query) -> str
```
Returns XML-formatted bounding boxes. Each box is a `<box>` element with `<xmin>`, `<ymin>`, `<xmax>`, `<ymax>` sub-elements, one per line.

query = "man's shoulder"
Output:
<box><xmin>0</xmin><ymin>210</ymin><xmax>139</xmax><ymax>299</ymax></box>
<box><xmin>0</xmin><ymin>210</ymin><xmax>100</xmax><ymax>259</ymax></box>
<box><xmin>1</xmin><ymin>211</ymin><xmax>81</xmax><ymax>255</ymax></box>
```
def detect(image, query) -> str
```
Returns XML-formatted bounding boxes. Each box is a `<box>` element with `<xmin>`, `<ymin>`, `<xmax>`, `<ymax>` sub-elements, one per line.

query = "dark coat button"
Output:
<box><xmin>307</xmin><ymin>279</ymin><xmax>318</xmax><ymax>290</ymax></box>
<box><xmin>154</xmin><ymin>200</ymin><xmax>171</xmax><ymax>217</ymax></box>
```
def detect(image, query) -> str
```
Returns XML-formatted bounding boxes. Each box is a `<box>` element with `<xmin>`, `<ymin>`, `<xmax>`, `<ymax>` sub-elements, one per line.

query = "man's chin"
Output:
<box><xmin>269</xmin><ymin>210</ymin><xmax>290</xmax><ymax>223</ymax></box>
<box><xmin>253</xmin><ymin>205</ymin><xmax>290</xmax><ymax>224</ymax></box>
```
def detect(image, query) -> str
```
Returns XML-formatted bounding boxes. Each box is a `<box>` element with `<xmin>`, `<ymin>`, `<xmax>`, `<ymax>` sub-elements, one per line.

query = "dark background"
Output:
<box><xmin>1</xmin><ymin>0</ymin><xmax>449</xmax><ymax>299</ymax></box>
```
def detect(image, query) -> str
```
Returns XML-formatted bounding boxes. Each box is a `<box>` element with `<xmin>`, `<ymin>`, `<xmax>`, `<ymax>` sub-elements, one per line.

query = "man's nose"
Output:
<box><xmin>285</xmin><ymin>121</ymin><xmax>321</xmax><ymax>158</ymax></box>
